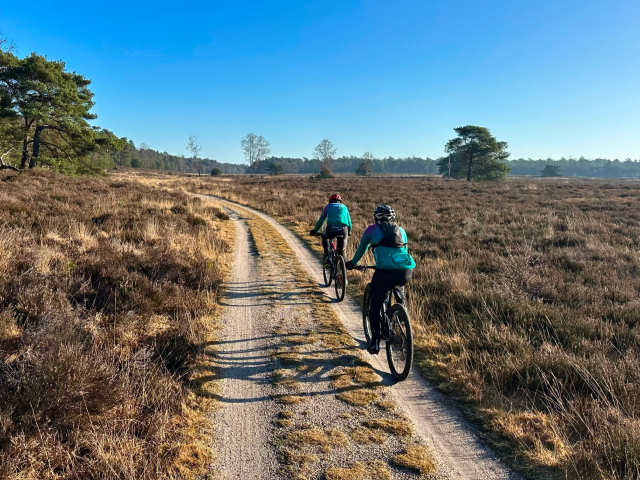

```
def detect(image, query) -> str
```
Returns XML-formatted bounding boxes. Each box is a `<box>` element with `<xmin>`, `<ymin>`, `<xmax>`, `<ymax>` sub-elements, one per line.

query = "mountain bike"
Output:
<box><xmin>355</xmin><ymin>266</ymin><xmax>413</xmax><ymax>381</ymax></box>
<box><xmin>312</xmin><ymin>232</ymin><xmax>347</xmax><ymax>302</ymax></box>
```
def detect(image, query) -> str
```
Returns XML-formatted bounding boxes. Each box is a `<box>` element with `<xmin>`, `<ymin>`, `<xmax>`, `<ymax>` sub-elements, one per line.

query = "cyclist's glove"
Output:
<box><xmin>309</xmin><ymin>229</ymin><xmax>316</xmax><ymax>236</ymax></box>
<box><xmin>345</xmin><ymin>260</ymin><xmax>355</xmax><ymax>270</ymax></box>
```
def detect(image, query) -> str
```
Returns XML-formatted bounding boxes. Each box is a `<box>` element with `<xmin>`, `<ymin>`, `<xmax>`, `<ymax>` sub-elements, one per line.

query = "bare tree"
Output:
<box><xmin>313</xmin><ymin>139</ymin><xmax>337</xmax><ymax>172</ymax></box>
<box><xmin>0</xmin><ymin>148</ymin><xmax>19</xmax><ymax>171</ymax></box>
<box><xmin>187</xmin><ymin>134</ymin><xmax>203</xmax><ymax>176</ymax></box>
<box><xmin>241</xmin><ymin>133</ymin><xmax>271</xmax><ymax>174</ymax></box>
<box><xmin>356</xmin><ymin>151</ymin><xmax>375</xmax><ymax>177</ymax></box>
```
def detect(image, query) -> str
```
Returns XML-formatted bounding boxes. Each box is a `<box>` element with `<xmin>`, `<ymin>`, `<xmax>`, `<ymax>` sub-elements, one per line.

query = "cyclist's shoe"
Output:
<box><xmin>323</xmin><ymin>255</ymin><xmax>330</xmax><ymax>268</ymax></box>
<box><xmin>367</xmin><ymin>339</ymin><xmax>380</xmax><ymax>355</ymax></box>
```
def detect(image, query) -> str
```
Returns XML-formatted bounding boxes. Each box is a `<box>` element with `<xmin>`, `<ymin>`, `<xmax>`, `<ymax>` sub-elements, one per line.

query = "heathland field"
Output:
<box><xmin>0</xmin><ymin>171</ymin><xmax>231</xmax><ymax>479</ymax></box>
<box><xmin>186</xmin><ymin>175</ymin><xmax>640</xmax><ymax>479</ymax></box>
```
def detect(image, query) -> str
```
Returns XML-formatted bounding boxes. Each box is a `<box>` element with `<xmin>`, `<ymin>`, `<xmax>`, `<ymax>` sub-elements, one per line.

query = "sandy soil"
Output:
<box><xmin>211</xmin><ymin>210</ymin><xmax>279</xmax><ymax>480</ymax></box>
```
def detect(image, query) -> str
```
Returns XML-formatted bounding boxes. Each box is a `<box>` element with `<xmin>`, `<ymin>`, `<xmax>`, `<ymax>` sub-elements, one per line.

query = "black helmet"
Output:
<box><xmin>374</xmin><ymin>204</ymin><xmax>396</xmax><ymax>222</ymax></box>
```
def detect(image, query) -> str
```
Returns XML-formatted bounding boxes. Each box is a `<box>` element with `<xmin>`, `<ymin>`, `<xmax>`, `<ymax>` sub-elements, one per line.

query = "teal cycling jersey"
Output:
<box><xmin>313</xmin><ymin>203</ymin><xmax>353</xmax><ymax>233</ymax></box>
<box><xmin>351</xmin><ymin>223</ymin><xmax>416</xmax><ymax>270</ymax></box>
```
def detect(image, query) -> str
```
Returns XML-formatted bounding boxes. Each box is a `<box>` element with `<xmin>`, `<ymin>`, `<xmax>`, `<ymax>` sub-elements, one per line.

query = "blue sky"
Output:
<box><xmin>4</xmin><ymin>1</ymin><xmax>639</xmax><ymax>163</ymax></box>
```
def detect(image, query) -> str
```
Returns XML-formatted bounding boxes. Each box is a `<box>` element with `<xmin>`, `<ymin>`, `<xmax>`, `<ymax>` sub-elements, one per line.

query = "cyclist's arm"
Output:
<box><xmin>350</xmin><ymin>228</ymin><xmax>372</xmax><ymax>265</ymax></box>
<box><xmin>346</xmin><ymin>208</ymin><xmax>353</xmax><ymax>234</ymax></box>
<box><xmin>312</xmin><ymin>206</ymin><xmax>328</xmax><ymax>233</ymax></box>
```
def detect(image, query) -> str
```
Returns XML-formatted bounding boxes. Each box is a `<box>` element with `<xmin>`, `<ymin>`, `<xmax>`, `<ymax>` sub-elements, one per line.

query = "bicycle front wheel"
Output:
<box><xmin>386</xmin><ymin>304</ymin><xmax>413</xmax><ymax>381</ymax></box>
<box><xmin>334</xmin><ymin>255</ymin><xmax>347</xmax><ymax>302</ymax></box>
<box><xmin>362</xmin><ymin>283</ymin><xmax>372</xmax><ymax>343</ymax></box>
<box><xmin>323</xmin><ymin>256</ymin><xmax>332</xmax><ymax>287</ymax></box>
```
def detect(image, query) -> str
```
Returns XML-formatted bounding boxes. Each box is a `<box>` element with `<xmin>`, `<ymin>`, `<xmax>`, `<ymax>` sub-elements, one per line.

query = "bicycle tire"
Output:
<box><xmin>362</xmin><ymin>283</ymin><xmax>372</xmax><ymax>343</ymax></box>
<box><xmin>385</xmin><ymin>304</ymin><xmax>413</xmax><ymax>381</ymax></box>
<box><xmin>334</xmin><ymin>255</ymin><xmax>347</xmax><ymax>302</ymax></box>
<box><xmin>323</xmin><ymin>255</ymin><xmax>332</xmax><ymax>287</ymax></box>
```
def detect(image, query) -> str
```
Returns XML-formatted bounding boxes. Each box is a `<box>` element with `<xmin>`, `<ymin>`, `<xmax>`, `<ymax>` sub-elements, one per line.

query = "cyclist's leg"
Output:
<box><xmin>392</xmin><ymin>269</ymin><xmax>413</xmax><ymax>300</ymax></box>
<box><xmin>336</xmin><ymin>226</ymin><xmax>348</xmax><ymax>256</ymax></box>
<box><xmin>321</xmin><ymin>231</ymin><xmax>329</xmax><ymax>259</ymax></box>
<box><xmin>368</xmin><ymin>270</ymin><xmax>393</xmax><ymax>343</ymax></box>
<box><xmin>325</xmin><ymin>226</ymin><xmax>341</xmax><ymax>257</ymax></box>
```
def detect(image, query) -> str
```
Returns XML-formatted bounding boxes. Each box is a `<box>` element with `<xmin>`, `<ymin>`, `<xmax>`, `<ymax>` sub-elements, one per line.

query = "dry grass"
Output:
<box><xmin>350</xmin><ymin>426</ymin><xmax>387</xmax><ymax>444</ymax></box>
<box><xmin>325</xmin><ymin>462</ymin><xmax>367</xmax><ymax>480</ymax></box>
<box><xmin>0</xmin><ymin>170</ymin><xmax>231</xmax><ymax>479</ymax></box>
<box><xmin>337</xmin><ymin>389</ymin><xmax>379</xmax><ymax>406</ymax></box>
<box><xmin>325</xmin><ymin>461</ymin><xmax>392</xmax><ymax>480</ymax></box>
<box><xmin>277</xmin><ymin>394</ymin><xmax>307</xmax><ymax>405</ymax></box>
<box><xmin>364</xmin><ymin>418</ymin><xmax>413</xmax><ymax>437</ymax></box>
<box><xmin>285</xmin><ymin>427</ymin><xmax>349</xmax><ymax>449</ymax></box>
<box><xmin>183</xmin><ymin>174</ymin><xmax>640</xmax><ymax>479</ymax></box>
<box><xmin>391</xmin><ymin>445</ymin><xmax>436</xmax><ymax>475</ymax></box>
<box><xmin>376</xmin><ymin>400</ymin><xmax>397</xmax><ymax>412</ymax></box>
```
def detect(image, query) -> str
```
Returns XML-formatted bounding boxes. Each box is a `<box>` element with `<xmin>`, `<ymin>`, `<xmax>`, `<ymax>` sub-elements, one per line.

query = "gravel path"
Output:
<box><xmin>212</xmin><ymin>210</ymin><xmax>278</xmax><ymax>480</ymax></box>
<box><xmin>200</xmin><ymin>194</ymin><xmax>522</xmax><ymax>480</ymax></box>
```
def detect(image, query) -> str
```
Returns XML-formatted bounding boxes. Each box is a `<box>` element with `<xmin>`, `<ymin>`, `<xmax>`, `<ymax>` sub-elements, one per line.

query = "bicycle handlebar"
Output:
<box><xmin>311</xmin><ymin>232</ymin><xmax>344</xmax><ymax>239</ymax></box>
<box><xmin>354</xmin><ymin>265</ymin><xmax>376</xmax><ymax>271</ymax></box>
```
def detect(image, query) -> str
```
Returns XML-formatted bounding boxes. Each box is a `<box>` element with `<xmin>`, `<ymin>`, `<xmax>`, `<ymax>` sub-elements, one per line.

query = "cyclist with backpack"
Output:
<box><xmin>346</xmin><ymin>205</ymin><xmax>416</xmax><ymax>354</ymax></box>
<box><xmin>309</xmin><ymin>193</ymin><xmax>353</xmax><ymax>267</ymax></box>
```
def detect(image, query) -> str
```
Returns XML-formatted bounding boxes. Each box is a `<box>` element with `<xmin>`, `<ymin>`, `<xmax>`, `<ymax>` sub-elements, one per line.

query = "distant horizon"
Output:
<box><xmin>5</xmin><ymin>1</ymin><xmax>639</xmax><ymax>161</ymax></box>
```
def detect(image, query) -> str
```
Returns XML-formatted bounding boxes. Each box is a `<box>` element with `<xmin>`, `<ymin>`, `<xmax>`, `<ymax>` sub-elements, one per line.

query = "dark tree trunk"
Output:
<box><xmin>20</xmin><ymin>138</ymin><xmax>29</xmax><ymax>170</ymax></box>
<box><xmin>466</xmin><ymin>153</ymin><xmax>473</xmax><ymax>181</ymax></box>
<box><xmin>29</xmin><ymin>125</ymin><xmax>44</xmax><ymax>168</ymax></box>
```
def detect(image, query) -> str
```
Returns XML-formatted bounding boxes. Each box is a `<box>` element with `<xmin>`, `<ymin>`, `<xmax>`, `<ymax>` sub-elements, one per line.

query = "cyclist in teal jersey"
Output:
<box><xmin>310</xmin><ymin>193</ymin><xmax>353</xmax><ymax>267</ymax></box>
<box><xmin>346</xmin><ymin>205</ymin><xmax>416</xmax><ymax>354</ymax></box>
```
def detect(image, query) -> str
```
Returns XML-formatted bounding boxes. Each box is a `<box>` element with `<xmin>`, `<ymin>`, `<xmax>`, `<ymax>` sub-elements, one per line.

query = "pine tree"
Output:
<box><xmin>438</xmin><ymin>126</ymin><xmax>510</xmax><ymax>181</ymax></box>
<box><xmin>0</xmin><ymin>52</ymin><xmax>98</xmax><ymax>171</ymax></box>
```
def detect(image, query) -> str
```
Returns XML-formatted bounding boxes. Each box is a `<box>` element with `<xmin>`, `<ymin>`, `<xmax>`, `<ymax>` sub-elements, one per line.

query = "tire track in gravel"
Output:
<box><xmin>212</xmin><ymin>209</ymin><xmax>278</xmax><ymax>480</ymax></box>
<box><xmin>198</xmin><ymin>194</ymin><xmax>522</xmax><ymax>480</ymax></box>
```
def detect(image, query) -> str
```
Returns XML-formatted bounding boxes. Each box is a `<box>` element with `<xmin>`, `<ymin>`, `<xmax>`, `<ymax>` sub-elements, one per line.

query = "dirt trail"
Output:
<box><xmin>212</xmin><ymin>210</ymin><xmax>278</xmax><ymax>480</ymax></box>
<box><xmin>200</xmin><ymin>195</ymin><xmax>521</xmax><ymax>480</ymax></box>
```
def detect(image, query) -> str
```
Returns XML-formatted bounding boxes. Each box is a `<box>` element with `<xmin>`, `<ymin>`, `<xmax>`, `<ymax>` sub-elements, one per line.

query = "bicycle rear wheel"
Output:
<box><xmin>385</xmin><ymin>304</ymin><xmax>413</xmax><ymax>381</ymax></box>
<box><xmin>362</xmin><ymin>283</ymin><xmax>372</xmax><ymax>343</ymax></box>
<box><xmin>323</xmin><ymin>255</ymin><xmax>333</xmax><ymax>287</ymax></box>
<box><xmin>334</xmin><ymin>255</ymin><xmax>347</xmax><ymax>302</ymax></box>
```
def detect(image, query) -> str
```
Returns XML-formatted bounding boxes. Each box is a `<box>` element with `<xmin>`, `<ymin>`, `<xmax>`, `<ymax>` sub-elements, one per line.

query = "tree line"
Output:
<box><xmin>507</xmin><ymin>157</ymin><xmax>640</xmax><ymax>178</ymax></box>
<box><xmin>248</xmin><ymin>155</ymin><xmax>440</xmax><ymax>175</ymax></box>
<box><xmin>114</xmin><ymin>139</ymin><xmax>245</xmax><ymax>174</ymax></box>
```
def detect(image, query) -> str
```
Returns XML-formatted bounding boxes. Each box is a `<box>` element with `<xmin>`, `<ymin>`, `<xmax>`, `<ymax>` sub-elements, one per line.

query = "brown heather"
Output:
<box><xmin>186</xmin><ymin>174</ymin><xmax>640</xmax><ymax>480</ymax></box>
<box><xmin>0</xmin><ymin>170</ymin><xmax>231</xmax><ymax>479</ymax></box>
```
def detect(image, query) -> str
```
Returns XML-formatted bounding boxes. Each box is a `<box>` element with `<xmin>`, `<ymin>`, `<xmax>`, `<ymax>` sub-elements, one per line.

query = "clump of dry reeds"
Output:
<box><xmin>187</xmin><ymin>174</ymin><xmax>640</xmax><ymax>479</ymax></box>
<box><xmin>0</xmin><ymin>170</ymin><xmax>231</xmax><ymax>479</ymax></box>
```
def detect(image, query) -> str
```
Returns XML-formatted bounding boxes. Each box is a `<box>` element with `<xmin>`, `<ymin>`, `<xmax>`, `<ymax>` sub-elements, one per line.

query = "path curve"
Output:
<box><xmin>212</xmin><ymin>209</ymin><xmax>277</xmax><ymax>480</ymax></box>
<box><xmin>201</xmin><ymin>194</ymin><xmax>521</xmax><ymax>480</ymax></box>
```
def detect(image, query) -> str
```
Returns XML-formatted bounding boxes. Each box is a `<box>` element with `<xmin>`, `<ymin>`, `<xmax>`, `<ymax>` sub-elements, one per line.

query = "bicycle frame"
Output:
<box><xmin>323</xmin><ymin>234</ymin><xmax>344</xmax><ymax>273</ymax></box>
<box><xmin>380</xmin><ymin>286</ymin><xmax>405</xmax><ymax>341</ymax></box>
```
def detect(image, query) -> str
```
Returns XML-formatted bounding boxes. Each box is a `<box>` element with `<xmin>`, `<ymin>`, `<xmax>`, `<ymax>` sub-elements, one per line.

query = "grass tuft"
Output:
<box><xmin>391</xmin><ymin>445</ymin><xmax>436</xmax><ymax>475</ymax></box>
<box><xmin>337</xmin><ymin>390</ymin><xmax>379</xmax><ymax>407</ymax></box>
<box><xmin>364</xmin><ymin>419</ymin><xmax>413</xmax><ymax>437</ymax></box>
<box><xmin>350</xmin><ymin>427</ymin><xmax>387</xmax><ymax>444</ymax></box>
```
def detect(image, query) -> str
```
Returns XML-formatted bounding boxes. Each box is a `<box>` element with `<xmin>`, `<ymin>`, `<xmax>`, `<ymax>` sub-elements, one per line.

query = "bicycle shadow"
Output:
<box><xmin>192</xmin><ymin>332</ymin><xmax>396</xmax><ymax>404</ymax></box>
